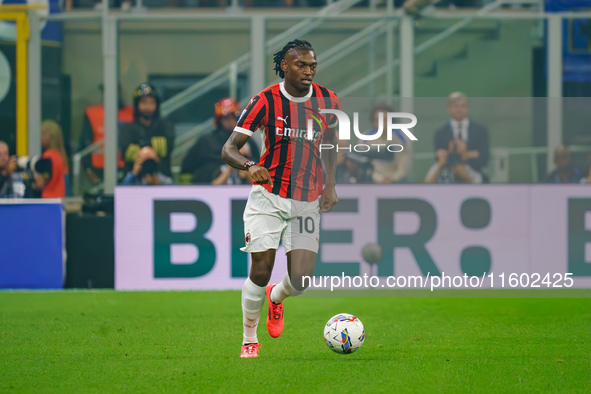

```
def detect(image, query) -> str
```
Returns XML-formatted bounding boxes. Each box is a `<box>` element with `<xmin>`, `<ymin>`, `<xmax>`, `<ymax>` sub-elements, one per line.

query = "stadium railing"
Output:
<box><xmin>412</xmin><ymin>145</ymin><xmax>591</xmax><ymax>184</ymax></box>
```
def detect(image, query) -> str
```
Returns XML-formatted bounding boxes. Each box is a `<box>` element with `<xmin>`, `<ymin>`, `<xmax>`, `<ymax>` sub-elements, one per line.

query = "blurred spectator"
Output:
<box><xmin>545</xmin><ymin>146</ymin><xmax>583</xmax><ymax>184</ymax></box>
<box><xmin>425</xmin><ymin>139</ymin><xmax>482</xmax><ymax>184</ymax></box>
<box><xmin>33</xmin><ymin>120</ymin><xmax>70</xmax><ymax>198</ymax></box>
<box><xmin>0</xmin><ymin>128</ymin><xmax>15</xmax><ymax>158</ymax></box>
<box><xmin>119</xmin><ymin>83</ymin><xmax>175</xmax><ymax>178</ymax></box>
<box><xmin>360</xmin><ymin>104</ymin><xmax>410</xmax><ymax>184</ymax></box>
<box><xmin>181</xmin><ymin>97</ymin><xmax>259</xmax><ymax>184</ymax></box>
<box><xmin>333</xmin><ymin>132</ymin><xmax>372</xmax><ymax>184</ymax></box>
<box><xmin>121</xmin><ymin>146</ymin><xmax>173</xmax><ymax>185</ymax></box>
<box><xmin>244</xmin><ymin>0</ymin><xmax>301</xmax><ymax>6</ymax></box>
<box><xmin>0</xmin><ymin>140</ymin><xmax>26</xmax><ymax>198</ymax></box>
<box><xmin>0</xmin><ymin>141</ymin><xmax>16</xmax><ymax>193</ymax></box>
<box><xmin>66</xmin><ymin>0</ymin><xmax>129</xmax><ymax>10</ymax></box>
<box><xmin>78</xmin><ymin>84</ymin><xmax>134</xmax><ymax>185</ymax></box>
<box><xmin>583</xmin><ymin>155</ymin><xmax>591</xmax><ymax>184</ymax></box>
<box><xmin>212</xmin><ymin>144</ymin><xmax>256</xmax><ymax>185</ymax></box>
<box><xmin>403</xmin><ymin>0</ymin><xmax>437</xmax><ymax>15</ymax></box>
<box><xmin>434</xmin><ymin>92</ymin><xmax>489</xmax><ymax>181</ymax></box>
<box><xmin>403</xmin><ymin>0</ymin><xmax>482</xmax><ymax>15</ymax></box>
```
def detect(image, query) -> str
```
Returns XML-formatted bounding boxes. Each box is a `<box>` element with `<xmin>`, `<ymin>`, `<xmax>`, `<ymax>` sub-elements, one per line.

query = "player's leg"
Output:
<box><xmin>240</xmin><ymin>186</ymin><xmax>284</xmax><ymax>357</ymax></box>
<box><xmin>266</xmin><ymin>200</ymin><xmax>320</xmax><ymax>337</ymax></box>
<box><xmin>265</xmin><ymin>249</ymin><xmax>316</xmax><ymax>339</ymax></box>
<box><xmin>287</xmin><ymin>249</ymin><xmax>318</xmax><ymax>292</ymax></box>
<box><xmin>272</xmin><ymin>197</ymin><xmax>320</xmax><ymax>302</ymax></box>
<box><xmin>273</xmin><ymin>249</ymin><xmax>317</xmax><ymax>301</ymax></box>
<box><xmin>240</xmin><ymin>249</ymin><xmax>276</xmax><ymax>358</ymax></box>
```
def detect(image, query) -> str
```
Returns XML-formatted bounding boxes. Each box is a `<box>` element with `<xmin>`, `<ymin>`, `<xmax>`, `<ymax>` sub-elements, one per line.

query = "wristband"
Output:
<box><xmin>243</xmin><ymin>160</ymin><xmax>256</xmax><ymax>170</ymax></box>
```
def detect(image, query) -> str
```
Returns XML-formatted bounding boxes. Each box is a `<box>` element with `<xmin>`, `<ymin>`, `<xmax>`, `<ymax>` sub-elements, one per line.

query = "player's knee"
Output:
<box><xmin>249</xmin><ymin>263</ymin><xmax>273</xmax><ymax>286</ymax></box>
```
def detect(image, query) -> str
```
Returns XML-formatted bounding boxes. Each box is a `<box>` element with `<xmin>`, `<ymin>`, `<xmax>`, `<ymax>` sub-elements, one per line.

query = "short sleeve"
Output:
<box><xmin>234</xmin><ymin>94</ymin><xmax>267</xmax><ymax>136</ymax></box>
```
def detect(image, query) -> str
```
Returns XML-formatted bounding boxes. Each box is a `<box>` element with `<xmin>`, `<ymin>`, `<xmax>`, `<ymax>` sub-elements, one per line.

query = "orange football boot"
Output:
<box><xmin>266</xmin><ymin>284</ymin><xmax>284</xmax><ymax>338</ymax></box>
<box><xmin>240</xmin><ymin>343</ymin><xmax>260</xmax><ymax>358</ymax></box>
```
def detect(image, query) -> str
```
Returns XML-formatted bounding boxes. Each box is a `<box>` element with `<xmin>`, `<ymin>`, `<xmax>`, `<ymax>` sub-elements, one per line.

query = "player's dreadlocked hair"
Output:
<box><xmin>273</xmin><ymin>39</ymin><xmax>314</xmax><ymax>79</ymax></box>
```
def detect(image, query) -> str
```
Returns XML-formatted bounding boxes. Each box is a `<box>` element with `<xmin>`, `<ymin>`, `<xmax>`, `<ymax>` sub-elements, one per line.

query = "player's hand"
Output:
<box><xmin>319</xmin><ymin>184</ymin><xmax>338</xmax><ymax>213</ymax></box>
<box><xmin>248</xmin><ymin>165</ymin><xmax>273</xmax><ymax>188</ymax></box>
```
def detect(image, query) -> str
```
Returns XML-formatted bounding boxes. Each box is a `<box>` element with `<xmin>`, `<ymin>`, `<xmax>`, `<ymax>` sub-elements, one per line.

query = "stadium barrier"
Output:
<box><xmin>114</xmin><ymin>185</ymin><xmax>591</xmax><ymax>290</ymax></box>
<box><xmin>0</xmin><ymin>199</ymin><xmax>64</xmax><ymax>289</ymax></box>
<box><xmin>65</xmin><ymin>213</ymin><xmax>115</xmax><ymax>289</ymax></box>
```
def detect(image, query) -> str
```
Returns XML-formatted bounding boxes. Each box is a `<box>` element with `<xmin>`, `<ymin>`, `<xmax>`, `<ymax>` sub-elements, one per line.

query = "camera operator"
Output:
<box><xmin>120</xmin><ymin>146</ymin><xmax>173</xmax><ymax>186</ymax></box>
<box><xmin>0</xmin><ymin>140</ymin><xmax>28</xmax><ymax>198</ymax></box>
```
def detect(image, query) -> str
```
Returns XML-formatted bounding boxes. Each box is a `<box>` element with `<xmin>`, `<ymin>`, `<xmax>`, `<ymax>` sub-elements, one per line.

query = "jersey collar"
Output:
<box><xmin>279</xmin><ymin>81</ymin><xmax>313</xmax><ymax>103</ymax></box>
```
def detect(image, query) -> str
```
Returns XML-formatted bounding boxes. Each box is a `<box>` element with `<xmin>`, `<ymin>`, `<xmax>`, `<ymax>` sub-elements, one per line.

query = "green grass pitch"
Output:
<box><xmin>1</xmin><ymin>290</ymin><xmax>590</xmax><ymax>393</ymax></box>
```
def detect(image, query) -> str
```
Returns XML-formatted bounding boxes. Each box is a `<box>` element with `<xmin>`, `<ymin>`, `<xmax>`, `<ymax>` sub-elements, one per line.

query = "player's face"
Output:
<box><xmin>282</xmin><ymin>49</ymin><xmax>317</xmax><ymax>93</ymax></box>
<box><xmin>138</xmin><ymin>96</ymin><xmax>157</xmax><ymax>118</ymax></box>
<box><xmin>447</xmin><ymin>98</ymin><xmax>469</xmax><ymax>121</ymax></box>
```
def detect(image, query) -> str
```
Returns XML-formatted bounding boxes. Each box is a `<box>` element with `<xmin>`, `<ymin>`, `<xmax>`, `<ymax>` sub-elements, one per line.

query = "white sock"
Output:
<box><xmin>242</xmin><ymin>278</ymin><xmax>265</xmax><ymax>345</ymax></box>
<box><xmin>270</xmin><ymin>273</ymin><xmax>291</xmax><ymax>304</ymax></box>
<box><xmin>270</xmin><ymin>273</ymin><xmax>305</xmax><ymax>304</ymax></box>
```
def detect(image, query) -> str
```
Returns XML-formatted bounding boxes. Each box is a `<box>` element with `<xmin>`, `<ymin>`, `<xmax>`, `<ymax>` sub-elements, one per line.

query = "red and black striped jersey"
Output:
<box><xmin>234</xmin><ymin>81</ymin><xmax>340</xmax><ymax>202</ymax></box>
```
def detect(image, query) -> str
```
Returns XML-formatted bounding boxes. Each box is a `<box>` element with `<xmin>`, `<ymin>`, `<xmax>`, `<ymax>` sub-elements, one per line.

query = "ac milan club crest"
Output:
<box><xmin>245</xmin><ymin>232</ymin><xmax>251</xmax><ymax>245</ymax></box>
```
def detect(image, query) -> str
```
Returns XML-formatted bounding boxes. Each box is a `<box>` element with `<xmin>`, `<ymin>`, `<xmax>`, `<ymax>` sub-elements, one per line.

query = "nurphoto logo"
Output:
<box><xmin>316</xmin><ymin>109</ymin><xmax>418</xmax><ymax>152</ymax></box>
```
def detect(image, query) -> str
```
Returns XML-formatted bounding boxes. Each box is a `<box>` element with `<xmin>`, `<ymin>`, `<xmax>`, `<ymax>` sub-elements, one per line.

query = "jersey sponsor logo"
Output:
<box><xmin>273</xmin><ymin>107</ymin><xmax>327</xmax><ymax>142</ymax></box>
<box><xmin>275</xmin><ymin>126</ymin><xmax>322</xmax><ymax>141</ymax></box>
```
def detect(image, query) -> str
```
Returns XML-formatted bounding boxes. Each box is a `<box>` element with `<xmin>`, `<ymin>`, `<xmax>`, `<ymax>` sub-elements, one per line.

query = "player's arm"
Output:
<box><xmin>320</xmin><ymin>125</ymin><xmax>339</xmax><ymax>213</ymax></box>
<box><xmin>221</xmin><ymin>132</ymin><xmax>273</xmax><ymax>187</ymax></box>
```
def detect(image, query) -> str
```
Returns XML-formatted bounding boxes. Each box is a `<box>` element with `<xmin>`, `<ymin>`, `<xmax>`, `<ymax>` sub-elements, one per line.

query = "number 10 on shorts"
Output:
<box><xmin>295</xmin><ymin>216</ymin><xmax>315</xmax><ymax>234</ymax></box>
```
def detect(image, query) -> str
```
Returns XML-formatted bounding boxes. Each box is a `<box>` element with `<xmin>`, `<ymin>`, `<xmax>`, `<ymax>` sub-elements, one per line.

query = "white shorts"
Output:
<box><xmin>241</xmin><ymin>185</ymin><xmax>320</xmax><ymax>254</ymax></box>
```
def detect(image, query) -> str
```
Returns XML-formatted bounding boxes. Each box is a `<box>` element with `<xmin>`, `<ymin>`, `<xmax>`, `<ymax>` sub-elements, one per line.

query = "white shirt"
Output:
<box><xmin>450</xmin><ymin>118</ymin><xmax>470</xmax><ymax>141</ymax></box>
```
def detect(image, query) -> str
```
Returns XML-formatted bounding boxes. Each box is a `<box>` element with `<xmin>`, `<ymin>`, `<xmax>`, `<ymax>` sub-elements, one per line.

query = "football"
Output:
<box><xmin>361</xmin><ymin>243</ymin><xmax>383</xmax><ymax>265</ymax></box>
<box><xmin>324</xmin><ymin>313</ymin><xmax>365</xmax><ymax>354</ymax></box>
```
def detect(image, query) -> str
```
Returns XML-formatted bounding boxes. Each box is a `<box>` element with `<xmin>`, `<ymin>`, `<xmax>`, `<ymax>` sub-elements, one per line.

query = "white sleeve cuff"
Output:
<box><xmin>234</xmin><ymin>126</ymin><xmax>254</xmax><ymax>136</ymax></box>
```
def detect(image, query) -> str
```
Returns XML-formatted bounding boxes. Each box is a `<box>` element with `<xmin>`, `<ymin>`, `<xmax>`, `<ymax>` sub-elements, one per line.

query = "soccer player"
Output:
<box><xmin>221</xmin><ymin>39</ymin><xmax>340</xmax><ymax>358</ymax></box>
